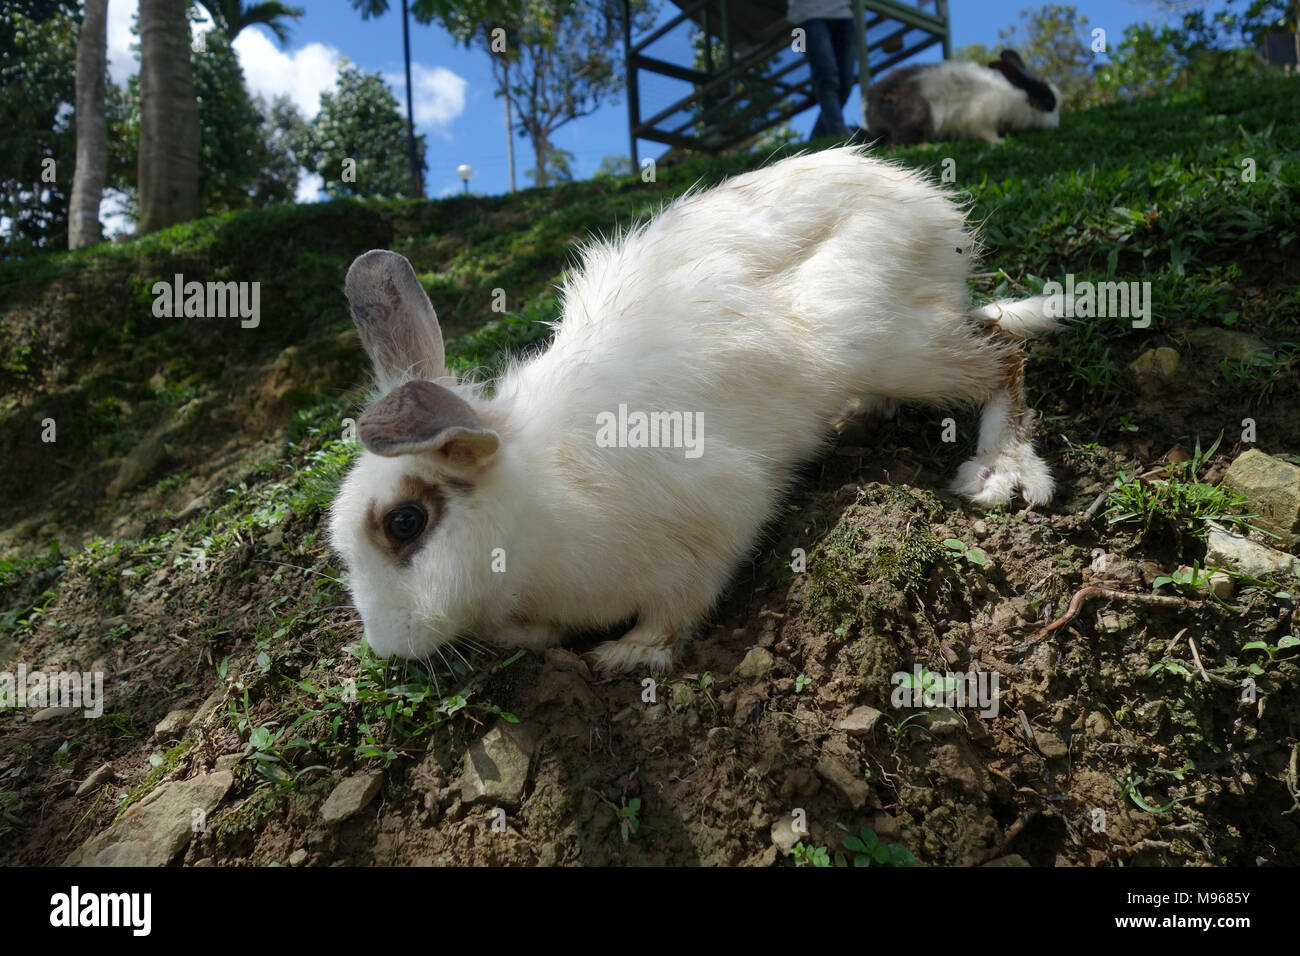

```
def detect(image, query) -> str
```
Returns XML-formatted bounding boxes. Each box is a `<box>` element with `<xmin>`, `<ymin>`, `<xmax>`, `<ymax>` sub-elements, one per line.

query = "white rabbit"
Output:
<box><xmin>868</xmin><ymin>49</ymin><xmax>1062</xmax><ymax>145</ymax></box>
<box><xmin>329</xmin><ymin>146</ymin><xmax>1056</xmax><ymax>675</ymax></box>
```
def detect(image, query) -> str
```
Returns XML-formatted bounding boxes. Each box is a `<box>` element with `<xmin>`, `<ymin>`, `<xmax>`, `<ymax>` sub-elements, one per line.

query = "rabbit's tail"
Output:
<box><xmin>970</xmin><ymin>295</ymin><xmax>1058</xmax><ymax>339</ymax></box>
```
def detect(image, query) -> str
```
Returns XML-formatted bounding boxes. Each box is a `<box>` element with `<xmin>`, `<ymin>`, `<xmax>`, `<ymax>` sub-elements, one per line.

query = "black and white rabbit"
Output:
<box><xmin>868</xmin><ymin>49</ymin><xmax>1062</xmax><ymax>145</ymax></box>
<box><xmin>329</xmin><ymin>147</ymin><xmax>1056</xmax><ymax>674</ymax></box>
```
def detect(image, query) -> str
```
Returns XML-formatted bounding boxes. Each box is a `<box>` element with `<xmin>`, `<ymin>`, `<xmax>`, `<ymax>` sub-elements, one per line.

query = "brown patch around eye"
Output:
<box><xmin>366</xmin><ymin>476</ymin><xmax>447</xmax><ymax>565</ymax></box>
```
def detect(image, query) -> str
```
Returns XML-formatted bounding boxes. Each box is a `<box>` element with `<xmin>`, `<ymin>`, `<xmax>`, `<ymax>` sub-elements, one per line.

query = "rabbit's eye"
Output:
<box><xmin>385</xmin><ymin>504</ymin><xmax>427</xmax><ymax>542</ymax></box>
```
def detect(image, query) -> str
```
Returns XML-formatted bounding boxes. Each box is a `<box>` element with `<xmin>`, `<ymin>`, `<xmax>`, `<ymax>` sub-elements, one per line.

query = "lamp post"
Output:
<box><xmin>457</xmin><ymin>164</ymin><xmax>473</xmax><ymax>194</ymax></box>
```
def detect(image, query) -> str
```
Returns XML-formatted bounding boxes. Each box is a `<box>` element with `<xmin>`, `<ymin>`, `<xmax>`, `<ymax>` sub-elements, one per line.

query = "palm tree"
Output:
<box><xmin>349</xmin><ymin>0</ymin><xmax>423</xmax><ymax>198</ymax></box>
<box><xmin>137</xmin><ymin>0</ymin><xmax>201</xmax><ymax>234</ymax></box>
<box><xmin>69</xmin><ymin>0</ymin><xmax>108</xmax><ymax>248</ymax></box>
<box><xmin>198</xmin><ymin>1</ymin><xmax>305</xmax><ymax>44</ymax></box>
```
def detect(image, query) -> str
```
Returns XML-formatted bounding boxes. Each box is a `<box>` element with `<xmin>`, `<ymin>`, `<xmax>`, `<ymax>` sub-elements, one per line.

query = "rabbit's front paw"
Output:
<box><xmin>586</xmin><ymin>621</ymin><xmax>681</xmax><ymax>675</ymax></box>
<box><xmin>952</xmin><ymin>443</ymin><xmax>1054</xmax><ymax>507</ymax></box>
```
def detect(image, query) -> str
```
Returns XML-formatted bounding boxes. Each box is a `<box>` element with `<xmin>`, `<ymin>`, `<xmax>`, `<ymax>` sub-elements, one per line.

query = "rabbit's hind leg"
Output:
<box><xmin>949</xmin><ymin>350</ymin><xmax>1054</xmax><ymax>507</ymax></box>
<box><xmin>586</xmin><ymin>618</ymin><xmax>691</xmax><ymax>675</ymax></box>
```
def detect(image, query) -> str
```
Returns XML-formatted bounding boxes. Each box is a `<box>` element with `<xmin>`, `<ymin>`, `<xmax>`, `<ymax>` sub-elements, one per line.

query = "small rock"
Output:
<box><xmin>1222</xmin><ymin>450</ymin><xmax>1300</xmax><ymax>547</ymax></box>
<box><xmin>261</xmin><ymin>529</ymin><xmax>284</xmax><ymax>548</ymax></box>
<box><xmin>1085</xmin><ymin>711</ymin><xmax>1112</xmax><ymax>739</ymax></box>
<box><xmin>106</xmin><ymin>432</ymin><xmax>172</xmax><ymax>497</ymax></box>
<box><xmin>154</xmin><ymin>709</ymin><xmax>194</xmax><ymax>739</ymax></box>
<box><xmin>288</xmin><ymin>848</ymin><xmax>309</xmax><ymax>867</ymax></box>
<box><xmin>321</xmin><ymin>772</ymin><xmax>382</xmax><ymax>825</ymax></box>
<box><xmin>1206</xmin><ymin>522</ymin><xmax>1300</xmax><ymax>579</ymax></box>
<box><xmin>31</xmin><ymin>706</ymin><xmax>80</xmax><ymax>721</ymax></box>
<box><xmin>75</xmin><ymin>763</ymin><xmax>115</xmax><ymax>798</ymax></box>
<box><xmin>1035</xmin><ymin>730</ymin><xmax>1069</xmax><ymax>759</ymax></box>
<box><xmin>981</xmin><ymin>854</ymin><xmax>1031</xmax><ymax>867</ymax></box>
<box><xmin>65</xmin><ymin>771</ymin><xmax>233</xmax><ymax>866</ymax></box>
<box><xmin>460</xmin><ymin>721</ymin><xmax>534</xmax><ymax>809</ymax></box>
<box><xmin>1184</xmin><ymin>327</ymin><xmax>1269</xmax><ymax>363</ymax></box>
<box><xmin>1127</xmin><ymin>347</ymin><xmax>1180</xmax><ymax>397</ymax></box>
<box><xmin>769</xmin><ymin>817</ymin><xmax>800</xmax><ymax>853</ymax></box>
<box><xmin>925</xmin><ymin>708</ymin><xmax>964</xmax><ymax>736</ymax></box>
<box><xmin>971</xmin><ymin>519</ymin><xmax>990</xmax><ymax>540</ymax></box>
<box><xmin>1208</xmin><ymin>571</ymin><xmax>1235</xmax><ymax>600</ymax></box>
<box><xmin>214</xmin><ymin>753</ymin><xmax>243</xmax><ymax>772</ymax></box>
<box><xmin>175</xmin><ymin>494</ymin><xmax>208</xmax><ymax>521</ymax></box>
<box><xmin>836</xmin><ymin>705</ymin><xmax>883</xmax><ymax>736</ymax></box>
<box><xmin>815</xmin><ymin>756</ymin><xmax>872</xmax><ymax>810</ymax></box>
<box><xmin>734</xmin><ymin>646</ymin><xmax>775</xmax><ymax>681</ymax></box>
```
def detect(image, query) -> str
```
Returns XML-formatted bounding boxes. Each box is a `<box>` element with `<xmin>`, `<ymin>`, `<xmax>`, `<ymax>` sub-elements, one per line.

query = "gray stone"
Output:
<box><xmin>981</xmin><ymin>854</ymin><xmax>1031</xmax><ymax>867</ymax></box>
<box><xmin>214</xmin><ymin>753</ymin><xmax>243</xmax><ymax>772</ymax></box>
<box><xmin>321</xmin><ymin>772</ymin><xmax>383</xmax><ymax>825</ymax></box>
<box><xmin>1222</xmin><ymin>450</ymin><xmax>1300</xmax><ymax>547</ymax></box>
<box><xmin>175</xmin><ymin>494</ymin><xmax>209</xmax><ymax>521</ymax></box>
<box><xmin>836</xmin><ymin>705</ymin><xmax>884</xmax><ymax>736</ymax></box>
<box><xmin>154</xmin><ymin>709</ymin><xmax>193</xmax><ymax>739</ymax></box>
<box><xmin>106</xmin><ymin>432</ymin><xmax>171</xmax><ymax>497</ymax></box>
<box><xmin>1208</xmin><ymin>571</ymin><xmax>1235</xmax><ymax>600</ymax></box>
<box><xmin>288</xmin><ymin>848</ymin><xmax>309</xmax><ymax>867</ymax></box>
<box><xmin>769</xmin><ymin>816</ymin><xmax>801</xmax><ymax>853</ymax></box>
<box><xmin>65</xmin><ymin>771</ymin><xmax>233</xmax><ymax>866</ymax></box>
<box><xmin>75</xmin><ymin>762</ymin><xmax>115</xmax><ymax>798</ymax></box>
<box><xmin>1183</xmin><ymin>327</ymin><xmax>1269</xmax><ymax>362</ymax></box>
<box><xmin>734</xmin><ymin>646</ymin><xmax>775</xmax><ymax>681</ymax></box>
<box><xmin>924</xmin><ymin>708</ymin><xmax>964</xmax><ymax>736</ymax></box>
<box><xmin>1206</xmin><ymin>522</ymin><xmax>1300</xmax><ymax>579</ymax></box>
<box><xmin>814</xmin><ymin>756</ymin><xmax>872</xmax><ymax>810</ymax></box>
<box><xmin>30</xmin><ymin>706</ymin><xmax>79</xmax><ymax>721</ymax></box>
<box><xmin>460</xmin><ymin>720</ymin><xmax>534</xmax><ymax>809</ymax></box>
<box><xmin>1127</xmin><ymin>347</ymin><xmax>1180</xmax><ymax>397</ymax></box>
<box><xmin>1035</xmin><ymin>730</ymin><xmax>1069</xmax><ymax>759</ymax></box>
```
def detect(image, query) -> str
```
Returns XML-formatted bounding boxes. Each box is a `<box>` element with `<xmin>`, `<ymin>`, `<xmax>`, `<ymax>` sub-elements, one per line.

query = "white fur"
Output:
<box><xmin>917</xmin><ymin>62</ymin><xmax>1061</xmax><ymax>143</ymax></box>
<box><xmin>330</xmin><ymin>147</ymin><xmax>1056</xmax><ymax>673</ymax></box>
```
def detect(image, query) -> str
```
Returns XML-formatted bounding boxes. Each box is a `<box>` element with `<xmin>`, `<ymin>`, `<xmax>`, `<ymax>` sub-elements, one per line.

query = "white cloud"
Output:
<box><xmin>106</xmin><ymin>0</ymin><xmax>138</xmax><ymax>85</ymax></box>
<box><xmin>386</xmin><ymin>64</ymin><xmax>468</xmax><ymax>129</ymax></box>
<box><xmin>232</xmin><ymin>29</ymin><xmax>343</xmax><ymax>118</ymax></box>
<box><xmin>295</xmin><ymin>172</ymin><xmax>326</xmax><ymax>204</ymax></box>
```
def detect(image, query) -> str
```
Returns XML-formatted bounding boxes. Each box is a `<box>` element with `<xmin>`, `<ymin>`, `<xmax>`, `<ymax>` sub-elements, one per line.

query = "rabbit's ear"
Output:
<box><xmin>991</xmin><ymin>49</ymin><xmax>1057</xmax><ymax>112</ymax></box>
<box><xmin>345</xmin><ymin>250</ymin><xmax>447</xmax><ymax>392</ymax></box>
<box><xmin>358</xmin><ymin>380</ymin><xmax>500</xmax><ymax>468</ymax></box>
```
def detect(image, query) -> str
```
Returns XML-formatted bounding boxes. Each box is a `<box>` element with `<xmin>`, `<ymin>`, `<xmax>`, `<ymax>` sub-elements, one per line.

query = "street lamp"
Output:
<box><xmin>457</xmin><ymin>164</ymin><xmax>473</xmax><ymax>194</ymax></box>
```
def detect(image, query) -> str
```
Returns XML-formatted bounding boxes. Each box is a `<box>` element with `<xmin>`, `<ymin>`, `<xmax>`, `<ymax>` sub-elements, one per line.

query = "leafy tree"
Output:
<box><xmin>593</xmin><ymin>154</ymin><xmax>635</xmax><ymax>179</ymax></box>
<box><xmin>198</xmin><ymin>0</ymin><xmax>305</xmax><ymax>43</ymax></box>
<box><xmin>525</xmin><ymin>142</ymin><xmax>575</xmax><ymax>186</ymax></box>
<box><xmin>443</xmin><ymin>1</ymin><xmax>655</xmax><ymax>189</ymax></box>
<box><xmin>0</xmin><ymin>1</ymin><xmax>79</xmax><ymax>254</ymax></box>
<box><xmin>1095</xmin><ymin>11</ymin><xmax>1266</xmax><ymax>101</ymax></box>
<box><xmin>295</xmin><ymin>63</ymin><xmax>428</xmax><ymax>198</ymax></box>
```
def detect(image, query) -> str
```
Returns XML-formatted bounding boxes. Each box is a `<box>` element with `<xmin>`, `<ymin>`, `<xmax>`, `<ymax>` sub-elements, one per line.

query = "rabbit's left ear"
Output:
<box><xmin>358</xmin><ymin>380</ymin><xmax>500</xmax><ymax>468</ymax></box>
<box><xmin>345</xmin><ymin>250</ymin><xmax>448</xmax><ymax>393</ymax></box>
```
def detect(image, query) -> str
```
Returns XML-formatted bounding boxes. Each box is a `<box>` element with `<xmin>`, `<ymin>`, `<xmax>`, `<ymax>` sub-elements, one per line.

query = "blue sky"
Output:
<box><xmin>103</xmin><ymin>0</ymin><xmax>1184</xmax><ymax>203</ymax></box>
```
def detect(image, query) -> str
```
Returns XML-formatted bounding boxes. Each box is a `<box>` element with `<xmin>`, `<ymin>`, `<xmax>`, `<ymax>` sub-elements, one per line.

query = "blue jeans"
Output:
<box><xmin>803</xmin><ymin>18</ymin><xmax>856</xmax><ymax>138</ymax></box>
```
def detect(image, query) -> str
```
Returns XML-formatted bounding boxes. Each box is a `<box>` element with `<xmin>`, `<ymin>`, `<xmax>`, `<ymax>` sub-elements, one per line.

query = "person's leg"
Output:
<box><xmin>802</xmin><ymin>18</ymin><xmax>849</xmax><ymax>138</ymax></box>
<box><xmin>830</xmin><ymin>18</ymin><xmax>858</xmax><ymax>123</ymax></box>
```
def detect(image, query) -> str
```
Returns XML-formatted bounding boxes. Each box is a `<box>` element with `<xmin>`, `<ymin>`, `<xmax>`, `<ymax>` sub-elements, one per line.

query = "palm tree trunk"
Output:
<box><xmin>69</xmin><ymin>0</ymin><xmax>108</xmax><ymax>249</ymax></box>
<box><xmin>504</xmin><ymin>61</ymin><xmax>515</xmax><ymax>193</ymax></box>
<box><xmin>138</xmin><ymin>0</ymin><xmax>201</xmax><ymax>234</ymax></box>
<box><xmin>401</xmin><ymin>0</ymin><xmax>421</xmax><ymax>198</ymax></box>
